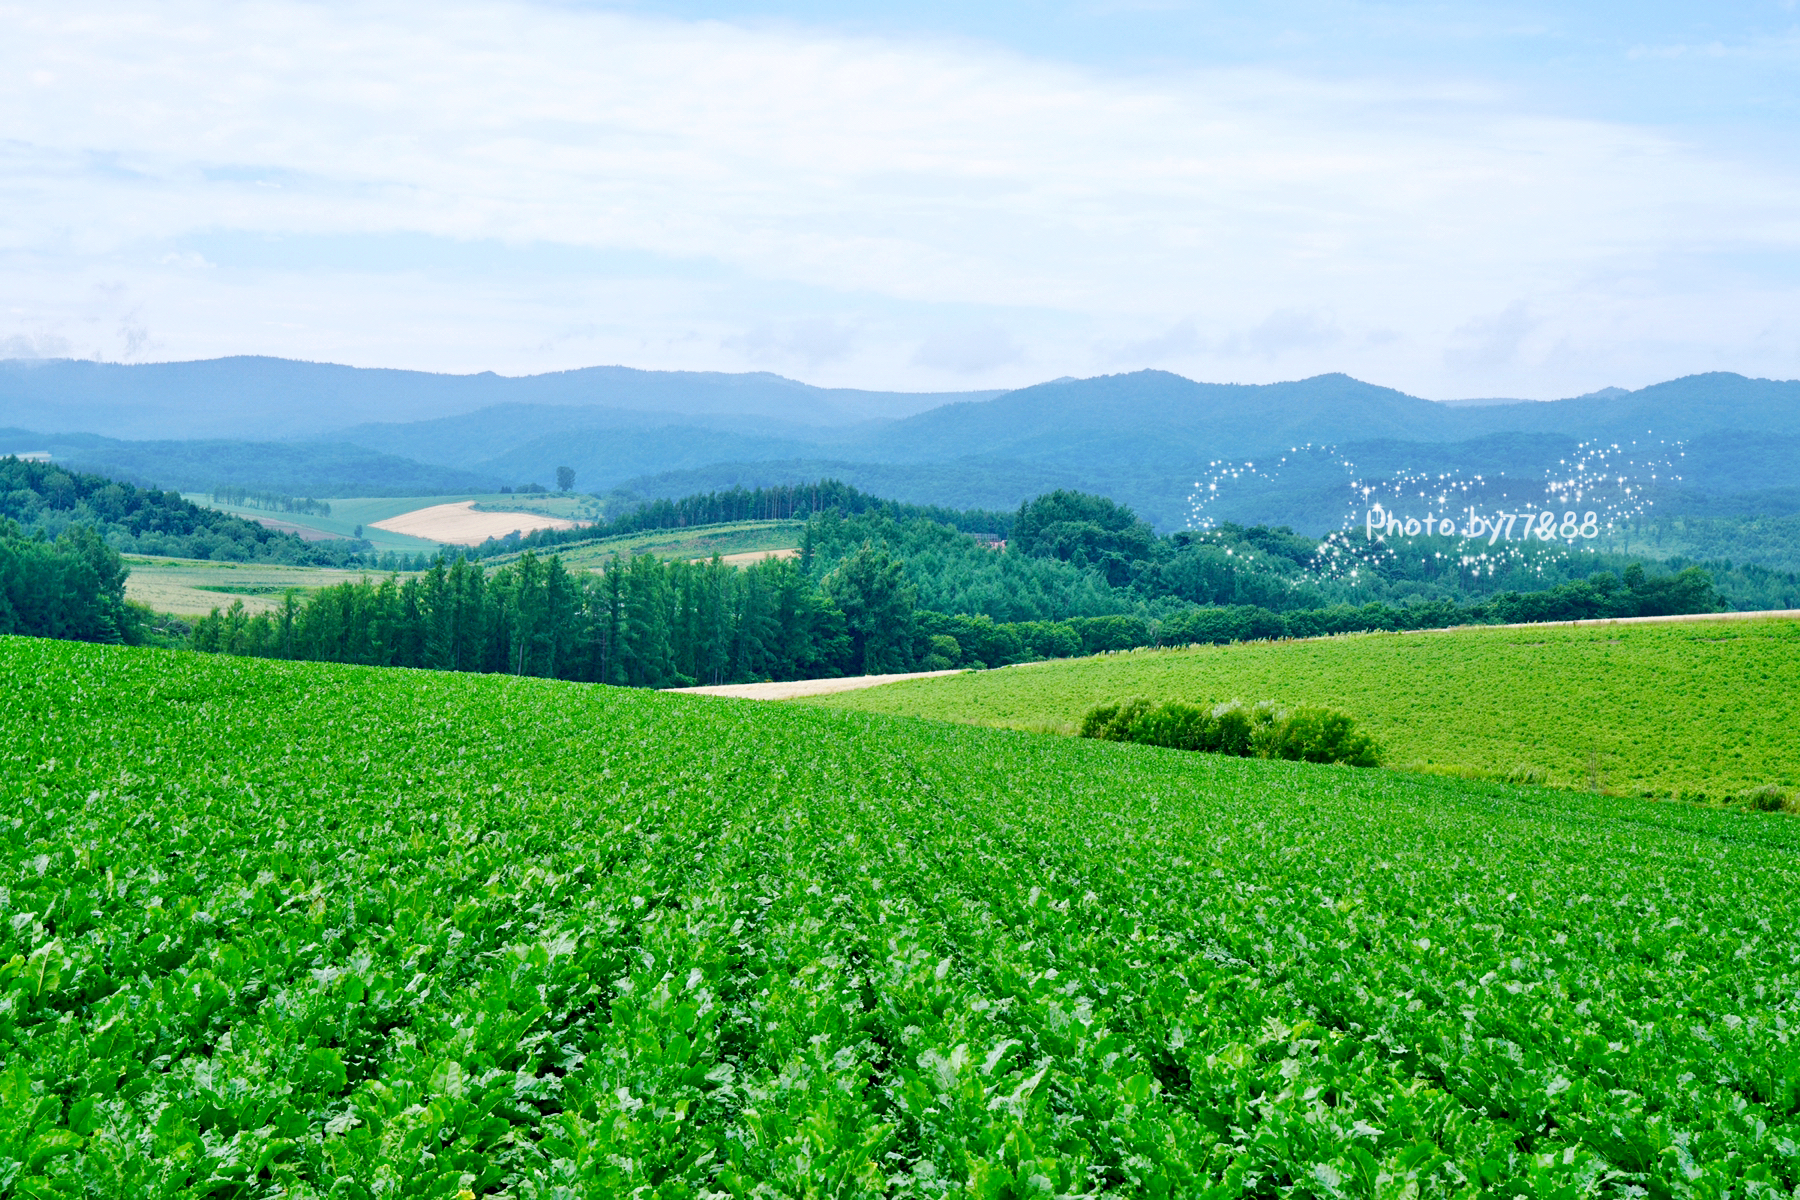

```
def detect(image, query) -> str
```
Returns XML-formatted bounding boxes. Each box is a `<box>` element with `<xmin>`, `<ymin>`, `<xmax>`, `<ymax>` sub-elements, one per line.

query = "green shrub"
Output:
<box><xmin>1126</xmin><ymin>700</ymin><xmax>1212</xmax><ymax>751</ymax></box>
<box><xmin>1208</xmin><ymin>701</ymin><xmax>1260</xmax><ymax>757</ymax></box>
<box><xmin>1077</xmin><ymin>701</ymin><xmax>1120</xmax><ymax>739</ymax></box>
<box><xmin>1079</xmin><ymin>697</ymin><xmax>1154</xmax><ymax>741</ymax></box>
<box><xmin>1259</xmin><ymin>706</ymin><xmax>1383</xmax><ymax>767</ymax></box>
<box><xmin>1734</xmin><ymin>785</ymin><xmax>1792</xmax><ymax>813</ymax></box>
<box><xmin>1080</xmin><ymin>697</ymin><xmax>1381</xmax><ymax>767</ymax></box>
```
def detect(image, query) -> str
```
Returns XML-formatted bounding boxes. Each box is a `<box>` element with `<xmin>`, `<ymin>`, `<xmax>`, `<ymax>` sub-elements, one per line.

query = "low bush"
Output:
<box><xmin>1080</xmin><ymin>697</ymin><xmax>1381</xmax><ymax>767</ymax></box>
<box><xmin>1730</xmin><ymin>784</ymin><xmax>1794</xmax><ymax>814</ymax></box>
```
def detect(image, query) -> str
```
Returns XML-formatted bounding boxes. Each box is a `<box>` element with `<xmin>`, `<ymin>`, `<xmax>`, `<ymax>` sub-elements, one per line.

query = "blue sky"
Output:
<box><xmin>1</xmin><ymin>0</ymin><xmax>1797</xmax><ymax>397</ymax></box>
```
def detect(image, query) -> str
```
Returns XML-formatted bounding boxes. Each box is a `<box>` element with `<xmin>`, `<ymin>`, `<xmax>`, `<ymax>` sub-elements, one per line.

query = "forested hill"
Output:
<box><xmin>0</xmin><ymin>457</ymin><xmax>372</xmax><ymax>566</ymax></box>
<box><xmin>865</xmin><ymin>370</ymin><xmax>1800</xmax><ymax>462</ymax></box>
<box><xmin>367</xmin><ymin>369</ymin><xmax>1800</xmax><ymax>530</ymax></box>
<box><xmin>0</xmin><ymin>429</ymin><xmax>502</xmax><ymax>497</ymax></box>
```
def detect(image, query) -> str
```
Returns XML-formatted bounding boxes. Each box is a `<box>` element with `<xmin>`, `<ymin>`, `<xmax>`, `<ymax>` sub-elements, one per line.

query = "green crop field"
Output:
<box><xmin>5</xmin><ymin>637</ymin><xmax>1800</xmax><ymax>1196</ymax></box>
<box><xmin>809</xmin><ymin>616</ymin><xmax>1800</xmax><ymax>801</ymax></box>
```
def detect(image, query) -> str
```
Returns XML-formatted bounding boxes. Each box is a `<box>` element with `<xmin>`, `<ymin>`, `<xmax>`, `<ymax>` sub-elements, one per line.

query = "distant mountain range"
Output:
<box><xmin>3</xmin><ymin>358</ymin><xmax>1798</xmax><ymax>531</ymax></box>
<box><xmin>0</xmin><ymin>356</ymin><xmax>998</xmax><ymax>440</ymax></box>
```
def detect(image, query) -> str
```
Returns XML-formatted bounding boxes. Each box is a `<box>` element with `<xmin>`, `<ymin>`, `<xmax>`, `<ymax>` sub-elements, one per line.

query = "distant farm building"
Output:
<box><xmin>7</xmin><ymin>451</ymin><xmax>51</xmax><ymax>463</ymax></box>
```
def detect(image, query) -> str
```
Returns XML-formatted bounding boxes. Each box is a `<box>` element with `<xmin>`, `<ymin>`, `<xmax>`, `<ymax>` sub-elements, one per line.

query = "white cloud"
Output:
<box><xmin>0</xmin><ymin>0</ymin><xmax>1796</xmax><ymax>395</ymax></box>
<box><xmin>727</xmin><ymin>318</ymin><xmax>859</xmax><ymax>368</ymax></box>
<box><xmin>1444</xmin><ymin>301</ymin><xmax>1535</xmax><ymax>372</ymax></box>
<box><xmin>912</xmin><ymin>324</ymin><xmax>1025</xmax><ymax>374</ymax></box>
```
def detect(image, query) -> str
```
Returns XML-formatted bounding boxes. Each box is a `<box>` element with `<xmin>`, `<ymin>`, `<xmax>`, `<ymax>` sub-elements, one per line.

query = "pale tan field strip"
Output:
<box><xmin>709</xmin><ymin>549</ymin><xmax>801</xmax><ymax>567</ymax></box>
<box><xmin>250</xmin><ymin>516</ymin><xmax>350</xmax><ymax>542</ymax></box>
<box><xmin>370</xmin><ymin>501</ymin><xmax>584</xmax><ymax>546</ymax></box>
<box><xmin>667</xmin><ymin>669</ymin><xmax>966</xmax><ymax>700</ymax></box>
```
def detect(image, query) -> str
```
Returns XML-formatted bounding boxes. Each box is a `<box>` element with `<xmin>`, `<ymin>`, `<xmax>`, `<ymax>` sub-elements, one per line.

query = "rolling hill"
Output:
<box><xmin>7</xmin><ymin>636</ymin><xmax>1800</xmax><ymax>1194</ymax></box>
<box><xmin>810</xmin><ymin>614</ymin><xmax>1800</xmax><ymax>799</ymax></box>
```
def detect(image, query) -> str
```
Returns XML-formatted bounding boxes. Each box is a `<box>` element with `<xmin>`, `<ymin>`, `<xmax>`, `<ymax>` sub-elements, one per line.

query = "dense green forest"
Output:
<box><xmin>803</xmin><ymin>489</ymin><xmax>1785</xmax><ymax>620</ymax></box>
<box><xmin>1599</xmin><ymin>507</ymin><xmax>1800</xmax><ymax>574</ymax></box>
<box><xmin>0</xmin><ymin>457</ymin><xmax>374</xmax><ymax>566</ymax></box>
<box><xmin>0</xmin><ymin>518</ymin><xmax>137</xmax><ymax>642</ymax></box>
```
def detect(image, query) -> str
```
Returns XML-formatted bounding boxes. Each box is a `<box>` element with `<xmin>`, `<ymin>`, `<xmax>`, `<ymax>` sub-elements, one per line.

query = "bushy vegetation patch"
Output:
<box><xmin>1080</xmin><ymin>697</ymin><xmax>1382</xmax><ymax>766</ymax></box>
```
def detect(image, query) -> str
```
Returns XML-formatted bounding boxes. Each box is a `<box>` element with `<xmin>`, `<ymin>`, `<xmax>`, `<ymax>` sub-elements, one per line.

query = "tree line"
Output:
<box><xmin>186</xmin><ymin>538</ymin><xmax>1725</xmax><ymax>685</ymax></box>
<box><xmin>210</xmin><ymin>487</ymin><xmax>333</xmax><ymax>517</ymax></box>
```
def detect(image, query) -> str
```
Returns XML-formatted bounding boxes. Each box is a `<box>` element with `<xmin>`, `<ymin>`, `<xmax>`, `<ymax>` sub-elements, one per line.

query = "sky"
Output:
<box><xmin>2</xmin><ymin>0</ymin><xmax>1797</xmax><ymax>398</ymax></box>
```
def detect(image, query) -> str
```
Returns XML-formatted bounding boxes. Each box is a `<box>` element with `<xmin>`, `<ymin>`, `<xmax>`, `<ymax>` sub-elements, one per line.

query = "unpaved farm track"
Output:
<box><xmin>667</xmin><ymin>670</ymin><xmax>966</xmax><ymax>700</ymax></box>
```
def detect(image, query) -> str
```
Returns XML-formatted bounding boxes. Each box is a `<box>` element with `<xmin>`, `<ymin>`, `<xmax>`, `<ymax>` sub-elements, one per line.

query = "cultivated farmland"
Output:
<box><xmin>810</xmin><ymin>617</ymin><xmax>1800</xmax><ymax>800</ymax></box>
<box><xmin>186</xmin><ymin>493</ymin><xmax>605</xmax><ymax>556</ymax></box>
<box><xmin>503</xmin><ymin>519</ymin><xmax>806</xmax><ymax>571</ymax></box>
<box><xmin>120</xmin><ymin>556</ymin><xmax>413</xmax><ymax>617</ymax></box>
<box><xmin>4</xmin><ymin>636</ymin><xmax>1799</xmax><ymax>1195</ymax></box>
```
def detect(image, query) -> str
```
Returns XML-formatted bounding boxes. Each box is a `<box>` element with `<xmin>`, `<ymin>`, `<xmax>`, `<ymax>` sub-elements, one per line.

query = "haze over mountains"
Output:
<box><xmin>0</xmin><ymin>357</ymin><xmax>996</xmax><ymax>440</ymax></box>
<box><xmin>3</xmin><ymin>357</ymin><xmax>1798</xmax><ymax>532</ymax></box>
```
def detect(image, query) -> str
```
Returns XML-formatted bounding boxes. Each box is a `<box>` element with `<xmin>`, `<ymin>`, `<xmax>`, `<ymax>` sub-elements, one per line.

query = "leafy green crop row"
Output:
<box><xmin>4</xmin><ymin>636</ymin><xmax>1800</xmax><ymax>1196</ymax></box>
<box><xmin>811</xmin><ymin>616</ymin><xmax>1800</xmax><ymax>799</ymax></box>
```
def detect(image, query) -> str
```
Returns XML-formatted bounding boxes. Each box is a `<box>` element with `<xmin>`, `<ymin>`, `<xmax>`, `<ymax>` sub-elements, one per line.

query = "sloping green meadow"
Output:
<box><xmin>4</xmin><ymin>638</ymin><xmax>1800</xmax><ymax>1197</ymax></box>
<box><xmin>811</xmin><ymin>617</ymin><xmax>1800</xmax><ymax>798</ymax></box>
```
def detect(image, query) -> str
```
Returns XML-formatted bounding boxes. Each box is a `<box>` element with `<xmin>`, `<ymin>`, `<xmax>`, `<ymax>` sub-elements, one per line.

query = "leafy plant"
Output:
<box><xmin>6</xmin><ymin>636</ymin><xmax>1800</xmax><ymax>1196</ymax></box>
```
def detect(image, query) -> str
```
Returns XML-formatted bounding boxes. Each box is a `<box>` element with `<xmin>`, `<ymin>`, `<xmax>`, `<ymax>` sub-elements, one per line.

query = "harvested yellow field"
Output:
<box><xmin>370</xmin><ymin>501</ymin><xmax>584</xmax><ymax>545</ymax></box>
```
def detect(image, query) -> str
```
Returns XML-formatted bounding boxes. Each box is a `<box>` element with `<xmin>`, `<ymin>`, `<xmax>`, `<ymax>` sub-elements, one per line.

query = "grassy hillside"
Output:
<box><xmin>121</xmin><ymin>555</ymin><xmax>409</xmax><ymax>617</ymax></box>
<box><xmin>809</xmin><ymin>615</ymin><xmax>1800</xmax><ymax>799</ymax></box>
<box><xmin>499</xmin><ymin>518</ymin><xmax>805</xmax><ymax>569</ymax></box>
<box><xmin>5</xmin><ymin>638</ymin><xmax>1799</xmax><ymax>1194</ymax></box>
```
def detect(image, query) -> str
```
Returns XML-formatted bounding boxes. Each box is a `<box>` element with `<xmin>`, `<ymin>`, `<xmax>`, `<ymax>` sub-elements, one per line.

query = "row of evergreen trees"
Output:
<box><xmin>189</xmin><ymin>545</ymin><xmax>921</xmax><ymax>687</ymax></box>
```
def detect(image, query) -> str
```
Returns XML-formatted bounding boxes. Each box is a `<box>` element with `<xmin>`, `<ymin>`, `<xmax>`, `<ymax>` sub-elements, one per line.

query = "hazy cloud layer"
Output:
<box><xmin>1</xmin><ymin>0</ymin><xmax>1797</xmax><ymax>395</ymax></box>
